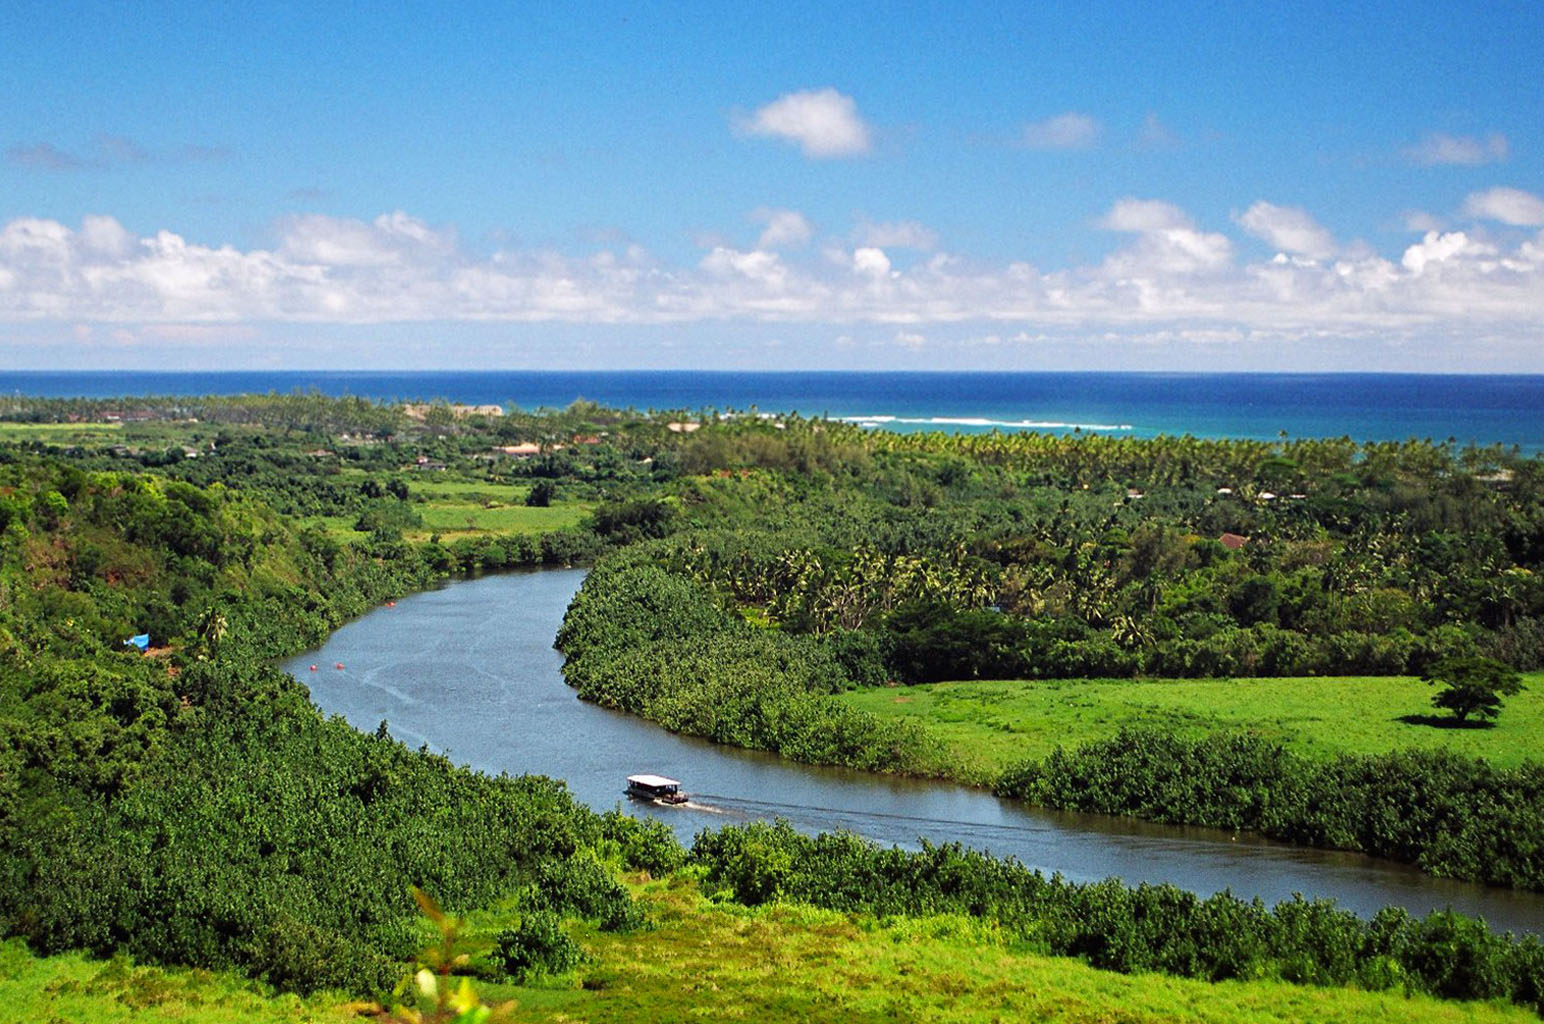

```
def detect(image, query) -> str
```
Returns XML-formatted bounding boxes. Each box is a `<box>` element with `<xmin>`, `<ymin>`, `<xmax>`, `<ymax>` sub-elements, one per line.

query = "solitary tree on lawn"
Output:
<box><xmin>1423</xmin><ymin>656</ymin><xmax>1525</xmax><ymax>724</ymax></box>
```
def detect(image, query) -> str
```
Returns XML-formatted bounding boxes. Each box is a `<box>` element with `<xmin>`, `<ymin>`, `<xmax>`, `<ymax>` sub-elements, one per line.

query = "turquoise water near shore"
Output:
<box><xmin>5</xmin><ymin>370</ymin><xmax>1544</xmax><ymax>450</ymax></box>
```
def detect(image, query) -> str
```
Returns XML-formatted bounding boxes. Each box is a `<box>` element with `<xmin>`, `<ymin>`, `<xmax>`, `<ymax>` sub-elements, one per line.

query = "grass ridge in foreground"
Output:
<box><xmin>4</xmin><ymin>884</ymin><xmax>1538</xmax><ymax>1024</ymax></box>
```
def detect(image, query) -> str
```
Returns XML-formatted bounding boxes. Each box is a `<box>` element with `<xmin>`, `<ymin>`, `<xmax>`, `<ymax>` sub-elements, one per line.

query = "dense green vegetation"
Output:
<box><xmin>995</xmin><ymin>730</ymin><xmax>1544</xmax><ymax>889</ymax></box>
<box><xmin>0</xmin><ymin>396</ymin><xmax>706</xmax><ymax>995</ymax></box>
<box><xmin>5</xmin><ymin>391</ymin><xmax>1544</xmax><ymax>1018</ymax></box>
<box><xmin>554</xmin><ymin>417</ymin><xmax>1544</xmax><ymax>891</ymax></box>
<box><xmin>660</xmin><ymin>428</ymin><xmax>1544</xmax><ymax>684</ymax></box>
<box><xmin>0</xmin><ymin>454</ymin><xmax>620</xmax><ymax>993</ymax></box>
<box><xmin>556</xmin><ymin>549</ymin><xmax>952</xmax><ymax>775</ymax></box>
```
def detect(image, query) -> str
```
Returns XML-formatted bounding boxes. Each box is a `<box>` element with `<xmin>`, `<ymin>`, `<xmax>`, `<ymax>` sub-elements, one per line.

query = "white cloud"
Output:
<box><xmin>701</xmin><ymin>246</ymin><xmax>787</xmax><ymax>287</ymax></box>
<box><xmin>3</xmin><ymin>204</ymin><xmax>1543</xmax><ymax>360</ymax></box>
<box><xmin>737</xmin><ymin>89</ymin><xmax>872</xmax><ymax>159</ymax></box>
<box><xmin>853</xmin><ymin>219</ymin><xmax>937</xmax><ymax>251</ymax></box>
<box><xmin>852</xmin><ymin>247</ymin><xmax>892</xmax><ymax>278</ymax></box>
<box><xmin>1099</xmin><ymin>199</ymin><xmax>1233</xmax><ymax>276</ymax></box>
<box><xmin>1098</xmin><ymin>199</ymin><xmax>1192</xmax><ymax>233</ymax></box>
<box><xmin>1405</xmin><ymin>132</ymin><xmax>1509</xmax><ymax>166</ymax></box>
<box><xmin>1401</xmin><ymin>231</ymin><xmax>1488</xmax><ymax>274</ymax></box>
<box><xmin>1020</xmin><ymin>112</ymin><xmax>1100</xmax><ymax>150</ymax></box>
<box><xmin>1236</xmin><ymin>201</ymin><xmax>1338</xmax><ymax>260</ymax></box>
<box><xmin>1462</xmin><ymin>187</ymin><xmax>1544</xmax><ymax>227</ymax></box>
<box><xmin>79</xmin><ymin>215</ymin><xmax>135</xmax><ymax>258</ymax></box>
<box><xmin>277</xmin><ymin>211</ymin><xmax>456</xmax><ymax>267</ymax></box>
<box><xmin>894</xmin><ymin>330</ymin><xmax>926</xmax><ymax>349</ymax></box>
<box><xmin>751</xmin><ymin>208</ymin><xmax>813</xmax><ymax>249</ymax></box>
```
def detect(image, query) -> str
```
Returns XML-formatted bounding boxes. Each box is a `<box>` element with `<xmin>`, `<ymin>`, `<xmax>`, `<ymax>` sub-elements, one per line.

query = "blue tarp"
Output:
<box><xmin>124</xmin><ymin>633</ymin><xmax>150</xmax><ymax>651</ymax></box>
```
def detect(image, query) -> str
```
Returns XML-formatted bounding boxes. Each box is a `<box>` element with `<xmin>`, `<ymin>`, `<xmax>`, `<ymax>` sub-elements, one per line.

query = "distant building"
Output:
<box><xmin>1218</xmin><ymin>532</ymin><xmax>1249</xmax><ymax>551</ymax></box>
<box><xmin>494</xmin><ymin>443</ymin><xmax>542</xmax><ymax>458</ymax></box>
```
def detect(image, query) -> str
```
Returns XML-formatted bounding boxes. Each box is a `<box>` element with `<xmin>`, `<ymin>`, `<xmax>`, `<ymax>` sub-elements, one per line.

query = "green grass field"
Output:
<box><xmin>0</xmin><ymin>421</ymin><xmax>124</xmax><ymax>444</ymax></box>
<box><xmin>6</xmin><ymin>882</ymin><xmax>1534</xmax><ymax>1024</ymax></box>
<box><xmin>838</xmin><ymin>673</ymin><xmax>1544</xmax><ymax>780</ymax></box>
<box><xmin>407</xmin><ymin>477</ymin><xmax>590</xmax><ymax>539</ymax></box>
<box><xmin>0</xmin><ymin>939</ymin><xmax>359</xmax><ymax>1024</ymax></box>
<box><xmin>299</xmin><ymin>476</ymin><xmax>592</xmax><ymax>542</ymax></box>
<box><xmin>409</xmin><ymin>501</ymin><xmax>590</xmax><ymax>540</ymax></box>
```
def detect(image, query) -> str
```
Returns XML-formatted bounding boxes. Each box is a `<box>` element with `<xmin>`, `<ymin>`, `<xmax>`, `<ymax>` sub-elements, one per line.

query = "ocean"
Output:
<box><xmin>3</xmin><ymin>370</ymin><xmax>1543</xmax><ymax>450</ymax></box>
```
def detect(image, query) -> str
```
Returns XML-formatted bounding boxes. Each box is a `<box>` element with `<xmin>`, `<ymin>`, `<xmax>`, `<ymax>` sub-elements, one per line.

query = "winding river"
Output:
<box><xmin>283</xmin><ymin>569</ymin><xmax>1544</xmax><ymax>934</ymax></box>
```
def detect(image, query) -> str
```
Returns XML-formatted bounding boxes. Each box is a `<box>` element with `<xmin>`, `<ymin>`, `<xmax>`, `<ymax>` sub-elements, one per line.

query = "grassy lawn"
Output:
<box><xmin>838</xmin><ymin>673</ymin><xmax>1544</xmax><ymax>779</ymax></box>
<box><xmin>7</xmin><ymin>882</ymin><xmax>1533</xmax><ymax>1024</ymax></box>
<box><xmin>403</xmin><ymin>477</ymin><xmax>591</xmax><ymax>539</ymax></box>
<box><xmin>408</xmin><ymin>500</ymin><xmax>589</xmax><ymax>540</ymax></box>
<box><xmin>0</xmin><ymin>421</ymin><xmax>124</xmax><ymax>444</ymax></box>
<box><xmin>403</xmin><ymin>477</ymin><xmax>528</xmax><ymax>502</ymax></box>
<box><xmin>299</xmin><ymin>488</ymin><xmax>591</xmax><ymax>541</ymax></box>
<box><xmin>0</xmin><ymin>939</ymin><xmax>359</xmax><ymax>1024</ymax></box>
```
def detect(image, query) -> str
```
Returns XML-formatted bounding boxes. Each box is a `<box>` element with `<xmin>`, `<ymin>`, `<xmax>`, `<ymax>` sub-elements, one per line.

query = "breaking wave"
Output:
<box><xmin>837</xmin><ymin>414</ymin><xmax>1133</xmax><ymax>432</ymax></box>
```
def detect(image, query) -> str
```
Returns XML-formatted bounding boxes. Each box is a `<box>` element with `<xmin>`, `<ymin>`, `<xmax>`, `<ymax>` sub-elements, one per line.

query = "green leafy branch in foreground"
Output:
<box><xmin>374</xmin><ymin>888</ymin><xmax>516</xmax><ymax>1024</ymax></box>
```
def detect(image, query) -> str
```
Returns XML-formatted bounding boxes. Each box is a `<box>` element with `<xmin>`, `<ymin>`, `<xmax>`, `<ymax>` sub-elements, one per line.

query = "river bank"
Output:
<box><xmin>286</xmin><ymin>568</ymin><xmax>1544</xmax><ymax>934</ymax></box>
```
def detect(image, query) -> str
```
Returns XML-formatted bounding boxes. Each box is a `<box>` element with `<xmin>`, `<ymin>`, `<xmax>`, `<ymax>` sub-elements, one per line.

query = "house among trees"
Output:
<box><xmin>1218</xmin><ymin>532</ymin><xmax>1249</xmax><ymax>551</ymax></box>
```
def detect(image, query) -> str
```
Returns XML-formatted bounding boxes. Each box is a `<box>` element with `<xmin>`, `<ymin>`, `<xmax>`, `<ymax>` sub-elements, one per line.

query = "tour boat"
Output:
<box><xmin>625</xmin><ymin>774</ymin><xmax>688</xmax><ymax>805</ymax></box>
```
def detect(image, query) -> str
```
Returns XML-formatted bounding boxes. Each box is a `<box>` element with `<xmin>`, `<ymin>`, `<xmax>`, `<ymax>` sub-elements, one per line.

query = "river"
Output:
<box><xmin>282</xmin><ymin>568</ymin><xmax>1544</xmax><ymax>934</ymax></box>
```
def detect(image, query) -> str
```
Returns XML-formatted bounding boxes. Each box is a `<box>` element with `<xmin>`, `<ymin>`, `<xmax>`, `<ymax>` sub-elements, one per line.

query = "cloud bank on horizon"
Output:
<box><xmin>5</xmin><ymin>183</ymin><xmax>1541</xmax><ymax>346</ymax></box>
<box><xmin>1</xmin><ymin>1</ymin><xmax>1540</xmax><ymax>370</ymax></box>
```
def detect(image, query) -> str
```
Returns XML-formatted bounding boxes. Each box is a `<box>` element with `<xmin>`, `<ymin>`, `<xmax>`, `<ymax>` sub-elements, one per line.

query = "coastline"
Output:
<box><xmin>5</xmin><ymin>369</ymin><xmax>1544</xmax><ymax>450</ymax></box>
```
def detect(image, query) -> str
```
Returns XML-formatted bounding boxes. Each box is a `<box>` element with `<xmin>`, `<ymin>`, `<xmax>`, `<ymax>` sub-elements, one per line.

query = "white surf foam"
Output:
<box><xmin>837</xmin><ymin>414</ymin><xmax>1133</xmax><ymax>432</ymax></box>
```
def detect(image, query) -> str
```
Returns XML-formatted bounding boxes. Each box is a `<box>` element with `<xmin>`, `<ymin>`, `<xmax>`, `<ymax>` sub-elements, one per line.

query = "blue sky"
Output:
<box><xmin>2</xmin><ymin>1</ymin><xmax>1541</xmax><ymax>370</ymax></box>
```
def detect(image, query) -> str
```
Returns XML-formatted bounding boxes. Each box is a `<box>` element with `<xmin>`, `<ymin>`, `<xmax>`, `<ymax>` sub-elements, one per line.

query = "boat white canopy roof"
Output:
<box><xmin>627</xmin><ymin>774</ymin><xmax>680</xmax><ymax>788</ymax></box>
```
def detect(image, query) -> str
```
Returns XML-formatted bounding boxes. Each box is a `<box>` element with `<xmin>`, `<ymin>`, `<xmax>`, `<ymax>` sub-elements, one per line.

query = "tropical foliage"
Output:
<box><xmin>5</xmin><ymin>391</ymin><xmax>1544</xmax><ymax>1016</ymax></box>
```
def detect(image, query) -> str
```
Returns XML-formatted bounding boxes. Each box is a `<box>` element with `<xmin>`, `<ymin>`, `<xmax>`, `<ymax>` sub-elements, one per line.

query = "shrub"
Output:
<box><xmin>524</xmin><ymin>855</ymin><xmax>645</xmax><ymax>932</ymax></box>
<box><xmin>493</xmin><ymin>912</ymin><xmax>586</xmax><ymax>982</ymax></box>
<box><xmin>600</xmin><ymin>810</ymin><xmax>687</xmax><ymax>876</ymax></box>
